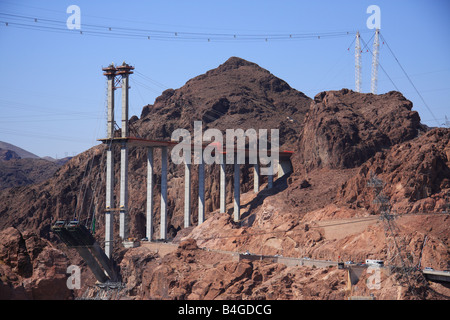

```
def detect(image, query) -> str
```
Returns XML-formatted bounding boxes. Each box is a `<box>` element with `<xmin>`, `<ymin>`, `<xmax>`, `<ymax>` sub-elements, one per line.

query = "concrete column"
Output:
<box><xmin>121</xmin><ymin>75</ymin><xmax>129</xmax><ymax>138</ymax></box>
<box><xmin>267</xmin><ymin>164</ymin><xmax>273</xmax><ymax>189</ymax></box>
<box><xmin>76</xmin><ymin>247</ymin><xmax>109</xmax><ymax>283</ymax></box>
<box><xmin>254</xmin><ymin>162</ymin><xmax>260</xmax><ymax>193</ymax></box>
<box><xmin>119</xmin><ymin>143</ymin><xmax>128</xmax><ymax>240</ymax></box>
<box><xmin>146</xmin><ymin>147</ymin><xmax>154</xmax><ymax>240</ymax></box>
<box><xmin>220</xmin><ymin>156</ymin><xmax>226</xmax><ymax>213</ymax></box>
<box><xmin>105</xmin><ymin>148</ymin><xmax>114</xmax><ymax>258</ymax></box>
<box><xmin>119</xmin><ymin>69</ymin><xmax>129</xmax><ymax>242</ymax></box>
<box><xmin>198</xmin><ymin>156</ymin><xmax>205</xmax><ymax>224</ymax></box>
<box><xmin>103</xmin><ymin>65</ymin><xmax>115</xmax><ymax>258</ymax></box>
<box><xmin>160</xmin><ymin>147</ymin><xmax>168</xmax><ymax>240</ymax></box>
<box><xmin>233</xmin><ymin>156</ymin><xmax>240</xmax><ymax>222</ymax></box>
<box><xmin>184</xmin><ymin>162</ymin><xmax>191</xmax><ymax>228</ymax></box>
<box><xmin>106</xmin><ymin>76</ymin><xmax>115</xmax><ymax>139</ymax></box>
<box><xmin>90</xmin><ymin>242</ymin><xmax>118</xmax><ymax>282</ymax></box>
<box><xmin>278</xmin><ymin>159</ymin><xmax>292</xmax><ymax>178</ymax></box>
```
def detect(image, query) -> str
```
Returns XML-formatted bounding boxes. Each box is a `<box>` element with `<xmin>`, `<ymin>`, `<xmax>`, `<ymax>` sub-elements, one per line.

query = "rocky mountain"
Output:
<box><xmin>138</xmin><ymin>56</ymin><xmax>310</xmax><ymax>146</ymax></box>
<box><xmin>296</xmin><ymin>89</ymin><xmax>425</xmax><ymax>171</ymax></box>
<box><xmin>0</xmin><ymin>142</ymin><xmax>68</xmax><ymax>190</ymax></box>
<box><xmin>0</xmin><ymin>56</ymin><xmax>312</xmax><ymax>240</ymax></box>
<box><xmin>0</xmin><ymin>57</ymin><xmax>448</xmax><ymax>300</ymax></box>
<box><xmin>0</xmin><ymin>158</ymin><xmax>62</xmax><ymax>190</ymax></box>
<box><xmin>0</xmin><ymin>148</ymin><xmax>21</xmax><ymax>161</ymax></box>
<box><xmin>42</xmin><ymin>156</ymin><xmax>73</xmax><ymax>166</ymax></box>
<box><xmin>338</xmin><ymin>128</ymin><xmax>450</xmax><ymax>214</ymax></box>
<box><xmin>0</xmin><ymin>141</ymin><xmax>39</xmax><ymax>160</ymax></box>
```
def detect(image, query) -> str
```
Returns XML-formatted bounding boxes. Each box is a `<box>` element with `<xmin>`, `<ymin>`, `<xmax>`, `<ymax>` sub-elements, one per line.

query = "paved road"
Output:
<box><xmin>422</xmin><ymin>269</ymin><xmax>450</xmax><ymax>282</ymax></box>
<box><xmin>141</xmin><ymin>241</ymin><xmax>340</xmax><ymax>268</ymax></box>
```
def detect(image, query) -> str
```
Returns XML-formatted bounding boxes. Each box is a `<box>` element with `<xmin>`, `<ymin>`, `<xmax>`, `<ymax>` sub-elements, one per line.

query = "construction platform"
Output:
<box><xmin>51</xmin><ymin>220</ymin><xmax>118</xmax><ymax>283</ymax></box>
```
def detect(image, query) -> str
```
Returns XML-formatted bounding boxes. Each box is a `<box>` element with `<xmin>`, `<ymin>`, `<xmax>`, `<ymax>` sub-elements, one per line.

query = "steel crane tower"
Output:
<box><xmin>355</xmin><ymin>31</ymin><xmax>362</xmax><ymax>93</ymax></box>
<box><xmin>371</xmin><ymin>29</ymin><xmax>380</xmax><ymax>94</ymax></box>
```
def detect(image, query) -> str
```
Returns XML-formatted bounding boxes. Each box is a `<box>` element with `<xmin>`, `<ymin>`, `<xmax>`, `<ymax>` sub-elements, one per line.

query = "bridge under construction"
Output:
<box><xmin>52</xmin><ymin>61</ymin><xmax>294</xmax><ymax>284</ymax></box>
<box><xmin>50</xmin><ymin>29</ymin><xmax>447</xmax><ymax>288</ymax></box>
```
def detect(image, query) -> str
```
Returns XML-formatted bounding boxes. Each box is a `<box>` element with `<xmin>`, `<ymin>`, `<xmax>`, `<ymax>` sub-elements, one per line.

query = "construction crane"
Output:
<box><xmin>355</xmin><ymin>31</ymin><xmax>362</xmax><ymax>93</ymax></box>
<box><xmin>370</xmin><ymin>29</ymin><xmax>380</xmax><ymax>94</ymax></box>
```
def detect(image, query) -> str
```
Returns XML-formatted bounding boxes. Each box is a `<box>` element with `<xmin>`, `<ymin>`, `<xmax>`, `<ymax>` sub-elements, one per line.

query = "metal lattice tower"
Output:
<box><xmin>355</xmin><ymin>31</ymin><xmax>362</xmax><ymax>93</ymax></box>
<box><xmin>79</xmin><ymin>282</ymin><xmax>127</xmax><ymax>300</ymax></box>
<box><xmin>370</xmin><ymin>29</ymin><xmax>380</xmax><ymax>94</ymax></box>
<box><xmin>367</xmin><ymin>175</ymin><xmax>428</xmax><ymax>297</ymax></box>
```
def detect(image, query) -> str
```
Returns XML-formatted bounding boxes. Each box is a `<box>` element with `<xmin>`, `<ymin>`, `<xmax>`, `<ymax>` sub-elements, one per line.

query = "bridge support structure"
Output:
<box><xmin>99</xmin><ymin>63</ymin><xmax>294</xmax><ymax>257</ymax></box>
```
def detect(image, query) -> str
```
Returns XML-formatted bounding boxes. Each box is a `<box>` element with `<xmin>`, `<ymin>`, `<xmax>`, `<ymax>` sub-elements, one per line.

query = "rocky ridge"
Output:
<box><xmin>0</xmin><ymin>57</ymin><xmax>448</xmax><ymax>300</ymax></box>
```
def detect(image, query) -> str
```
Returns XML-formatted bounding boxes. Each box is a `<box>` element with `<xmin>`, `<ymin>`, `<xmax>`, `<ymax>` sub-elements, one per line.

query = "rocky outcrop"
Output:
<box><xmin>0</xmin><ymin>142</ymin><xmax>65</xmax><ymax>190</ymax></box>
<box><xmin>138</xmin><ymin>56</ymin><xmax>310</xmax><ymax>147</ymax></box>
<box><xmin>0</xmin><ymin>57</ymin><xmax>448</xmax><ymax>300</ymax></box>
<box><xmin>117</xmin><ymin>239</ymin><xmax>349</xmax><ymax>300</ymax></box>
<box><xmin>115</xmin><ymin>238</ymin><xmax>439</xmax><ymax>300</ymax></box>
<box><xmin>296</xmin><ymin>89</ymin><xmax>425</xmax><ymax>171</ymax></box>
<box><xmin>0</xmin><ymin>149</ymin><xmax>21</xmax><ymax>161</ymax></box>
<box><xmin>0</xmin><ymin>227</ymin><xmax>72</xmax><ymax>299</ymax></box>
<box><xmin>337</xmin><ymin>128</ymin><xmax>450</xmax><ymax>213</ymax></box>
<box><xmin>0</xmin><ymin>158</ymin><xmax>61</xmax><ymax>190</ymax></box>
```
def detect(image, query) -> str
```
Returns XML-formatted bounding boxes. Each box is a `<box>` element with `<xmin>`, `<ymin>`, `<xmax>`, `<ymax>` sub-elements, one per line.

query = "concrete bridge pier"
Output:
<box><xmin>198</xmin><ymin>155</ymin><xmax>205</xmax><ymax>225</ymax></box>
<box><xmin>146</xmin><ymin>147</ymin><xmax>154</xmax><ymax>240</ymax></box>
<box><xmin>267</xmin><ymin>164</ymin><xmax>273</xmax><ymax>189</ymax></box>
<box><xmin>278</xmin><ymin>159</ymin><xmax>292</xmax><ymax>179</ymax></box>
<box><xmin>184</xmin><ymin>162</ymin><xmax>191</xmax><ymax>228</ymax></box>
<box><xmin>160</xmin><ymin>146</ymin><xmax>168</xmax><ymax>240</ymax></box>
<box><xmin>103</xmin><ymin>65</ymin><xmax>115</xmax><ymax>258</ymax></box>
<box><xmin>220</xmin><ymin>155</ymin><xmax>226</xmax><ymax>213</ymax></box>
<box><xmin>105</xmin><ymin>148</ymin><xmax>114</xmax><ymax>258</ymax></box>
<box><xmin>119</xmin><ymin>71</ymin><xmax>130</xmax><ymax>241</ymax></box>
<box><xmin>233</xmin><ymin>155</ymin><xmax>240</xmax><ymax>222</ymax></box>
<box><xmin>119</xmin><ymin>142</ymin><xmax>128</xmax><ymax>241</ymax></box>
<box><xmin>253</xmin><ymin>162</ymin><xmax>260</xmax><ymax>193</ymax></box>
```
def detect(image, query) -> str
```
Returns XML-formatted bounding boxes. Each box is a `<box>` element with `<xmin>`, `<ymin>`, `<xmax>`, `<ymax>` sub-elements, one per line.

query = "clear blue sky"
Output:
<box><xmin>0</xmin><ymin>0</ymin><xmax>449</xmax><ymax>158</ymax></box>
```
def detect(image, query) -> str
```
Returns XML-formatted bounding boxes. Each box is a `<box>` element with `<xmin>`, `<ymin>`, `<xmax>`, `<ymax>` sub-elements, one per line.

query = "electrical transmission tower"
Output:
<box><xmin>367</xmin><ymin>175</ymin><xmax>428</xmax><ymax>297</ymax></box>
<box><xmin>355</xmin><ymin>31</ymin><xmax>362</xmax><ymax>93</ymax></box>
<box><xmin>370</xmin><ymin>29</ymin><xmax>380</xmax><ymax>94</ymax></box>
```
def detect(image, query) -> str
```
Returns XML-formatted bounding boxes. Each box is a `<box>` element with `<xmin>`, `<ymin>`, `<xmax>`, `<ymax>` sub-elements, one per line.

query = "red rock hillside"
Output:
<box><xmin>0</xmin><ymin>57</ymin><xmax>448</xmax><ymax>300</ymax></box>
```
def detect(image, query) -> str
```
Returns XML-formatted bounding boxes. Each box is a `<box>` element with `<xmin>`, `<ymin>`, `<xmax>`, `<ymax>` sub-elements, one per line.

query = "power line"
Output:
<box><xmin>134</xmin><ymin>71</ymin><xmax>169</xmax><ymax>90</ymax></box>
<box><xmin>380</xmin><ymin>33</ymin><xmax>440</xmax><ymax>127</ymax></box>
<box><xmin>0</xmin><ymin>127</ymin><xmax>90</xmax><ymax>143</ymax></box>
<box><xmin>360</xmin><ymin>36</ymin><xmax>400</xmax><ymax>92</ymax></box>
<box><xmin>0</xmin><ymin>12</ymin><xmax>363</xmax><ymax>43</ymax></box>
<box><xmin>131</xmin><ymin>78</ymin><xmax>163</xmax><ymax>95</ymax></box>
